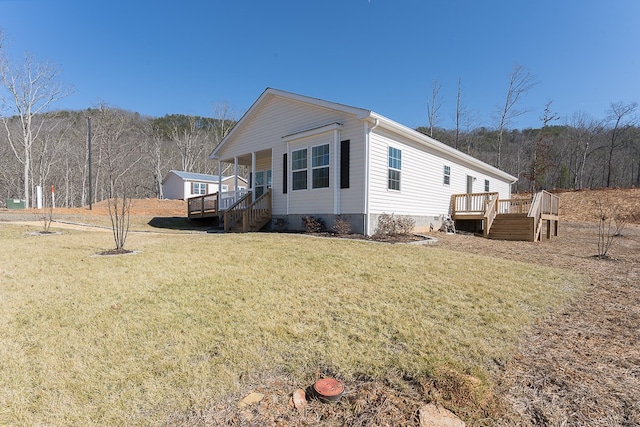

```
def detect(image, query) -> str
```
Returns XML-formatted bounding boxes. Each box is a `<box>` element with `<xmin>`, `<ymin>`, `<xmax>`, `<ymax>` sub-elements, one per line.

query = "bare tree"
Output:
<box><xmin>454</xmin><ymin>78</ymin><xmax>462</xmax><ymax>149</ymax></box>
<box><xmin>566</xmin><ymin>112</ymin><xmax>604</xmax><ymax>189</ymax></box>
<box><xmin>426</xmin><ymin>79</ymin><xmax>442</xmax><ymax>138</ymax></box>
<box><xmin>169</xmin><ymin>115</ymin><xmax>206</xmax><ymax>172</ymax></box>
<box><xmin>604</xmin><ymin>101</ymin><xmax>638</xmax><ymax>187</ymax></box>
<box><xmin>595</xmin><ymin>198</ymin><xmax>631</xmax><ymax>258</ymax></box>
<box><xmin>0</xmin><ymin>52</ymin><xmax>72</xmax><ymax>207</ymax></box>
<box><xmin>494</xmin><ymin>64</ymin><xmax>538</xmax><ymax>168</ymax></box>
<box><xmin>107</xmin><ymin>184</ymin><xmax>132</xmax><ymax>253</ymax></box>
<box><xmin>526</xmin><ymin>100</ymin><xmax>559</xmax><ymax>191</ymax></box>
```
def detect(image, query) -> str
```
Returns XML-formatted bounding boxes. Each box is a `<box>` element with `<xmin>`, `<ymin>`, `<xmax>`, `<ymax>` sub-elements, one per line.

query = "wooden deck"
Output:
<box><xmin>451</xmin><ymin>191</ymin><xmax>559</xmax><ymax>242</ymax></box>
<box><xmin>187</xmin><ymin>189</ymin><xmax>272</xmax><ymax>233</ymax></box>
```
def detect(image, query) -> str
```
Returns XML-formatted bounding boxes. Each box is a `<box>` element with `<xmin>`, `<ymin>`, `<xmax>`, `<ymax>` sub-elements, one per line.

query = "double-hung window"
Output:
<box><xmin>443</xmin><ymin>165</ymin><xmax>451</xmax><ymax>185</ymax></box>
<box><xmin>484</xmin><ymin>179</ymin><xmax>490</xmax><ymax>192</ymax></box>
<box><xmin>312</xmin><ymin>144</ymin><xmax>330</xmax><ymax>189</ymax></box>
<box><xmin>192</xmin><ymin>182</ymin><xmax>206</xmax><ymax>195</ymax></box>
<box><xmin>388</xmin><ymin>147</ymin><xmax>401</xmax><ymax>191</ymax></box>
<box><xmin>291</xmin><ymin>148</ymin><xmax>308</xmax><ymax>190</ymax></box>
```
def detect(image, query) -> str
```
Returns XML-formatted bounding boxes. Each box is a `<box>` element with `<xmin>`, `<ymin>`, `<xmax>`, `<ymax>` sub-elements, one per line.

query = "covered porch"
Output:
<box><xmin>187</xmin><ymin>148</ymin><xmax>273</xmax><ymax>232</ymax></box>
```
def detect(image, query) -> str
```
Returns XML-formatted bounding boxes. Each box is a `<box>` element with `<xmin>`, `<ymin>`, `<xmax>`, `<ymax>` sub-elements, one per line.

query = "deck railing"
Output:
<box><xmin>188</xmin><ymin>192</ymin><xmax>219</xmax><ymax>218</ymax></box>
<box><xmin>497</xmin><ymin>198</ymin><xmax>532</xmax><ymax>214</ymax></box>
<box><xmin>188</xmin><ymin>189</ymin><xmax>249</xmax><ymax>219</ymax></box>
<box><xmin>451</xmin><ymin>192</ymin><xmax>499</xmax><ymax>215</ymax></box>
<box><xmin>219</xmin><ymin>189</ymin><xmax>248</xmax><ymax>210</ymax></box>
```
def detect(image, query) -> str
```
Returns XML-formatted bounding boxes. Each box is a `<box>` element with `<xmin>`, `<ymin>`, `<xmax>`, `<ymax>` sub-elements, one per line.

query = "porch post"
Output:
<box><xmin>251</xmin><ymin>151</ymin><xmax>257</xmax><ymax>202</ymax></box>
<box><xmin>218</xmin><ymin>159</ymin><xmax>222</xmax><ymax>192</ymax></box>
<box><xmin>234</xmin><ymin>157</ymin><xmax>239</xmax><ymax>197</ymax></box>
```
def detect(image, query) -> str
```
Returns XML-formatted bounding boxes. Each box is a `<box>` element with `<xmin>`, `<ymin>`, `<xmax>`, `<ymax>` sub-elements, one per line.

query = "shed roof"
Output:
<box><xmin>163</xmin><ymin>170</ymin><xmax>245</xmax><ymax>184</ymax></box>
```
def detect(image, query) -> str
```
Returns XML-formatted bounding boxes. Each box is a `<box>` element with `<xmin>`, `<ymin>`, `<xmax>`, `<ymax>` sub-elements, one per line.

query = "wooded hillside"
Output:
<box><xmin>1</xmin><ymin>105</ymin><xmax>639</xmax><ymax>208</ymax></box>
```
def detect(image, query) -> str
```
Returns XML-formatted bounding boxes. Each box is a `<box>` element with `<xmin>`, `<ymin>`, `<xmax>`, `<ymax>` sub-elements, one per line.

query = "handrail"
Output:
<box><xmin>241</xmin><ymin>189</ymin><xmax>272</xmax><ymax>232</ymax></box>
<box><xmin>527</xmin><ymin>191</ymin><xmax>559</xmax><ymax>241</ymax></box>
<box><xmin>187</xmin><ymin>192</ymin><xmax>219</xmax><ymax>218</ymax></box>
<box><xmin>223</xmin><ymin>191</ymin><xmax>252</xmax><ymax>232</ymax></box>
<box><xmin>483</xmin><ymin>195</ymin><xmax>499</xmax><ymax>238</ymax></box>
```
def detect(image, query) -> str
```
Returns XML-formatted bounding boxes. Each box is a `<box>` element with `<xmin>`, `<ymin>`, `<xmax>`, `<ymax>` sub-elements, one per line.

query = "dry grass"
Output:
<box><xmin>0</xmin><ymin>221</ymin><xmax>585</xmax><ymax>426</ymax></box>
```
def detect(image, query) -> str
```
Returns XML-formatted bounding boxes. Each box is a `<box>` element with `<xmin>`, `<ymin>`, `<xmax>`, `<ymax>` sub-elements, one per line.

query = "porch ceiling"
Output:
<box><xmin>217</xmin><ymin>148</ymin><xmax>272</xmax><ymax>166</ymax></box>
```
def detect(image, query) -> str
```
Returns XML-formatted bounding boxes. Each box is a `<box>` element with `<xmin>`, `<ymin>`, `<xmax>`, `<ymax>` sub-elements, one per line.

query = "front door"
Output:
<box><xmin>254</xmin><ymin>170</ymin><xmax>272</xmax><ymax>198</ymax></box>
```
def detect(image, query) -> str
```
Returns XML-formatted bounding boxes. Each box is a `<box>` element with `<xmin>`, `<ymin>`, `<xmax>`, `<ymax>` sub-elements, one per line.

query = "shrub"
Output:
<box><xmin>302</xmin><ymin>216</ymin><xmax>325</xmax><ymax>233</ymax></box>
<box><xmin>331</xmin><ymin>216</ymin><xmax>352</xmax><ymax>235</ymax></box>
<box><xmin>374</xmin><ymin>213</ymin><xmax>415</xmax><ymax>236</ymax></box>
<box><xmin>375</xmin><ymin>213</ymin><xmax>396</xmax><ymax>236</ymax></box>
<box><xmin>395</xmin><ymin>215</ymin><xmax>416</xmax><ymax>235</ymax></box>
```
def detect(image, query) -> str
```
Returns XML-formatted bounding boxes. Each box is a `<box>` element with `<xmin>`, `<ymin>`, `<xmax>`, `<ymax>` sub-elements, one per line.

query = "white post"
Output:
<box><xmin>51</xmin><ymin>185</ymin><xmax>56</xmax><ymax>209</ymax></box>
<box><xmin>251</xmin><ymin>152</ymin><xmax>257</xmax><ymax>202</ymax></box>
<box><xmin>36</xmin><ymin>185</ymin><xmax>43</xmax><ymax>209</ymax></box>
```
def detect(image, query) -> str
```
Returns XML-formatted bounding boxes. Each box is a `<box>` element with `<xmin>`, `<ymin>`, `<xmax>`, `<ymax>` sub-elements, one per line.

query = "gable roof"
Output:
<box><xmin>211</xmin><ymin>88</ymin><xmax>517</xmax><ymax>182</ymax></box>
<box><xmin>162</xmin><ymin>170</ymin><xmax>246</xmax><ymax>185</ymax></box>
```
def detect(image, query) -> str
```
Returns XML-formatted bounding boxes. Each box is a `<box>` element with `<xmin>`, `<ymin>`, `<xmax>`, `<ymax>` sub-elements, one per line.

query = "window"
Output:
<box><xmin>388</xmin><ymin>147</ymin><xmax>401</xmax><ymax>190</ymax></box>
<box><xmin>443</xmin><ymin>165</ymin><xmax>451</xmax><ymax>185</ymax></box>
<box><xmin>312</xmin><ymin>144</ymin><xmax>330</xmax><ymax>188</ymax></box>
<box><xmin>292</xmin><ymin>148</ymin><xmax>308</xmax><ymax>190</ymax></box>
<box><xmin>484</xmin><ymin>179</ymin><xmax>490</xmax><ymax>192</ymax></box>
<box><xmin>192</xmin><ymin>182</ymin><xmax>207</xmax><ymax>195</ymax></box>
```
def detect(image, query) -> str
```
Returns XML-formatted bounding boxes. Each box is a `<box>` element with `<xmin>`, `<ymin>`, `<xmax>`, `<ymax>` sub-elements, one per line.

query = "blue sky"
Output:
<box><xmin>1</xmin><ymin>0</ymin><xmax>639</xmax><ymax>130</ymax></box>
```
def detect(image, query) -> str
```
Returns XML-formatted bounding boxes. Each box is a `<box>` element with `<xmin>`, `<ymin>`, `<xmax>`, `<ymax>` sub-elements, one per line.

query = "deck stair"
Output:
<box><xmin>451</xmin><ymin>190</ymin><xmax>559</xmax><ymax>242</ymax></box>
<box><xmin>486</xmin><ymin>213</ymin><xmax>533</xmax><ymax>241</ymax></box>
<box><xmin>188</xmin><ymin>189</ymin><xmax>272</xmax><ymax>233</ymax></box>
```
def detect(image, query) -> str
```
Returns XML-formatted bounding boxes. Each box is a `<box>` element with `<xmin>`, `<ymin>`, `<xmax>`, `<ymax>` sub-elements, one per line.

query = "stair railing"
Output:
<box><xmin>527</xmin><ymin>190</ymin><xmax>560</xmax><ymax>241</ymax></box>
<box><xmin>223</xmin><ymin>191</ymin><xmax>252</xmax><ymax>232</ymax></box>
<box><xmin>483</xmin><ymin>194</ymin><xmax>499</xmax><ymax>237</ymax></box>
<box><xmin>241</xmin><ymin>189</ymin><xmax>272</xmax><ymax>232</ymax></box>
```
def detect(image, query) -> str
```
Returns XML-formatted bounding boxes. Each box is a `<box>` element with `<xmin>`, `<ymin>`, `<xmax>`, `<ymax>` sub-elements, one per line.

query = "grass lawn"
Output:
<box><xmin>0</xmin><ymin>222</ymin><xmax>586</xmax><ymax>425</ymax></box>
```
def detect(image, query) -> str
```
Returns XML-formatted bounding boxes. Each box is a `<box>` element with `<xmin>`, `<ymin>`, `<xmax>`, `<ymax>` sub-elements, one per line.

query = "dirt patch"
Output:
<box><xmin>11</xmin><ymin>198</ymin><xmax>187</xmax><ymax>217</ymax></box>
<box><xmin>435</xmin><ymin>221</ymin><xmax>640</xmax><ymax>426</ymax></box>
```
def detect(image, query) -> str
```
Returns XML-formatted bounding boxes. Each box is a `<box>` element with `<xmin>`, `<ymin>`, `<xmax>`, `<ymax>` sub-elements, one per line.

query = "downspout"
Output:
<box><xmin>334</xmin><ymin>128</ymin><xmax>340</xmax><ymax>215</ymax></box>
<box><xmin>364</xmin><ymin>118</ymin><xmax>380</xmax><ymax>236</ymax></box>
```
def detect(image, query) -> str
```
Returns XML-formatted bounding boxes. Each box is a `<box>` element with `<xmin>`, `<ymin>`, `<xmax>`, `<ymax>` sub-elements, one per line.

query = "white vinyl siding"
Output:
<box><xmin>215</xmin><ymin>96</ymin><xmax>366</xmax><ymax>216</ymax></box>
<box><xmin>368</xmin><ymin>129</ymin><xmax>511</xmax><ymax>217</ymax></box>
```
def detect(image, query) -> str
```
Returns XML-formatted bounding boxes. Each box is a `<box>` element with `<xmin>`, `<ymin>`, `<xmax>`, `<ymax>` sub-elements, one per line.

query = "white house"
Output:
<box><xmin>162</xmin><ymin>170</ymin><xmax>247</xmax><ymax>201</ymax></box>
<box><xmin>209</xmin><ymin>88</ymin><xmax>518</xmax><ymax>235</ymax></box>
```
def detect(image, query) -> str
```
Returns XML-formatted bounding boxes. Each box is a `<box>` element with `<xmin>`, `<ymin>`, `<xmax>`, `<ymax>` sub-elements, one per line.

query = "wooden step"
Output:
<box><xmin>487</xmin><ymin>214</ymin><xmax>534</xmax><ymax>241</ymax></box>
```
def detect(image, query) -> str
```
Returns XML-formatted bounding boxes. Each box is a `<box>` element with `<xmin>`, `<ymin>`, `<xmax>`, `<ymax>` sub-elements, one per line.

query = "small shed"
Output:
<box><xmin>162</xmin><ymin>170</ymin><xmax>247</xmax><ymax>200</ymax></box>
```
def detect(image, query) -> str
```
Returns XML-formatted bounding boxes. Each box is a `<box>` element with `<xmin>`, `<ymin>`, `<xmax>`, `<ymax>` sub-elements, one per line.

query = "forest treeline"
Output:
<box><xmin>1</xmin><ymin>103</ymin><xmax>638</xmax><ymax>208</ymax></box>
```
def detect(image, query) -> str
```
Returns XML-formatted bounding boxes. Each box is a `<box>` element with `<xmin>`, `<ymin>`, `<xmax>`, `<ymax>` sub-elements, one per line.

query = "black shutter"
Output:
<box><xmin>340</xmin><ymin>140</ymin><xmax>350</xmax><ymax>189</ymax></box>
<box><xmin>283</xmin><ymin>153</ymin><xmax>288</xmax><ymax>194</ymax></box>
<box><xmin>249</xmin><ymin>172</ymin><xmax>252</xmax><ymax>190</ymax></box>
